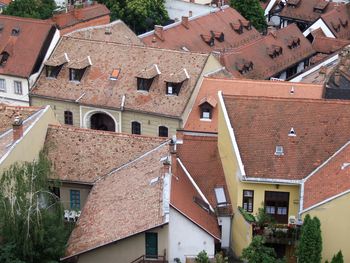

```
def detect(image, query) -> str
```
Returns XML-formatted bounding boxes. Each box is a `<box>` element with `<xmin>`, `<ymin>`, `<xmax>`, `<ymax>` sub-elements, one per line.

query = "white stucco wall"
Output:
<box><xmin>168</xmin><ymin>208</ymin><xmax>215</xmax><ymax>263</ymax></box>
<box><xmin>218</xmin><ymin>216</ymin><xmax>231</xmax><ymax>248</ymax></box>
<box><xmin>0</xmin><ymin>75</ymin><xmax>29</xmax><ymax>105</ymax></box>
<box><xmin>303</xmin><ymin>19</ymin><xmax>335</xmax><ymax>38</ymax></box>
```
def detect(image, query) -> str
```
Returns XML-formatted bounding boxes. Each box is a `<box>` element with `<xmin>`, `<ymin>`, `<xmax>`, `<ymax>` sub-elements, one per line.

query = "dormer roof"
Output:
<box><xmin>44</xmin><ymin>53</ymin><xmax>69</xmax><ymax>67</ymax></box>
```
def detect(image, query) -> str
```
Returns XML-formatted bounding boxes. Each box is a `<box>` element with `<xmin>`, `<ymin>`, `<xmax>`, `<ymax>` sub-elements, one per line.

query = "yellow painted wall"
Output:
<box><xmin>232</xmin><ymin>208</ymin><xmax>253</xmax><ymax>256</ymax></box>
<box><xmin>0</xmin><ymin>106</ymin><xmax>59</xmax><ymax>173</ymax></box>
<box><xmin>31</xmin><ymin>97</ymin><xmax>80</xmax><ymax>126</ymax></box>
<box><xmin>77</xmin><ymin>225</ymin><xmax>169</xmax><ymax>263</ymax></box>
<box><xmin>303</xmin><ymin>192</ymin><xmax>350</xmax><ymax>262</ymax></box>
<box><xmin>60</xmin><ymin>183</ymin><xmax>92</xmax><ymax>210</ymax></box>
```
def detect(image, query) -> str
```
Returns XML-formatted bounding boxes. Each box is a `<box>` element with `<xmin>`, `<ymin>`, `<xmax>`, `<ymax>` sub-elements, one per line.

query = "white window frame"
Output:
<box><xmin>14</xmin><ymin>81</ymin><xmax>22</xmax><ymax>95</ymax></box>
<box><xmin>0</xmin><ymin>79</ymin><xmax>6</xmax><ymax>92</ymax></box>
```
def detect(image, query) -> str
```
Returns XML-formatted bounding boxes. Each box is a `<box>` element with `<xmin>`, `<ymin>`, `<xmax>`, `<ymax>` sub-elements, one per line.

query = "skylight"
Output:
<box><xmin>275</xmin><ymin>145</ymin><xmax>284</xmax><ymax>156</ymax></box>
<box><xmin>214</xmin><ymin>187</ymin><xmax>227</xmax><ymax>206</ymax></box>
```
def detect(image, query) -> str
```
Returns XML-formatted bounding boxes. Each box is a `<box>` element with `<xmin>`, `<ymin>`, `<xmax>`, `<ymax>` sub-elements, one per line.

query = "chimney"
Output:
<box><xmin>13</xmin><ymin>115</ymin><xmax>23</xmax><ymax>142</ymax></box>
<box><xmin>189</xmin><ymin>10</ymin><xmax>193</xmax><ymax>17</ymax></box>
<box><xmin>334</xmin><ymin>71</ymin><xmax>341</xmax><ymax>86</ymax></box>
<box><xmin>169</xmin><ymin>138</ymin><xmax>177</xmax><ymax>177</ymax></box>
<box><xmin>154</xmin><ymin>25</ymin><xmax>164</xmax><ymax>41</ymax></box>
<box><xmin>182</xmin><ymin>16</ymin><xmax>189</xmax><ymax>29</ymax></box>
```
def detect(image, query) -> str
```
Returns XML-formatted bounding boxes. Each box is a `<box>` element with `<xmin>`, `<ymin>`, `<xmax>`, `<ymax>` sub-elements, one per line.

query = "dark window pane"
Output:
<box><xmin>64</xmin><ymin>111</ymin><xmax>73</xmax><ymax>125</ymax></box>
<box><xmin>131</xmin><ymin>121</ymin><xmax>141</xmax><ymax>135</ymax></box>
<box><xmin>158</xmin><ymin>126</ymin><xmax>168</xmax><ymax>137</ymax></box>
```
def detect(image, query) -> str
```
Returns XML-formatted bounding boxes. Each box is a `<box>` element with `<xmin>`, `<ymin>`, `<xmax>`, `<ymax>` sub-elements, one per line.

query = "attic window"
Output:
<box><xmin>11</xmin><ymin>27</ymin><xmax>20</xmax><ymax>36</ymax></box>
<box><xmin>214</xmin><ymin>187</ymin><xmax>227</xmax><ymax>206</ymax></box>
<box><xmin>46</xmin><ymin>65</ymin><xmax>63</xmax><ymax>78</ymax></box>
<box><xmin>166</xmin><ymin>82</ymin><xmax>183</xmax><ymax>96</ymax></box>
<box><xmin>339</xmin><ymin>18</ymin><xmax>348</xmax><ymax>28</ymax></box>
<box><xmin>110</xmin><ymin>68</ymin><xmax>120</xmax><ymax>80</ymax></box>
<box><xmin>69</xmin><ymin>68</ymin><xmax>86</xmax><ymax>82</ymax></box>
<box><xmin>200</xmin><ymin>34</ymin><xmax>214</xmax><ymax>46</ymax></box>
<box><xmin>287</xmin><ymin>37</ymin><xmax>300</xmax><ymax>49</ymax></box>
<box><xmin>331</xmin><ymin>22</ymin><xmax>341</xmax><ymax>32</ymax></box>
<box><xmin>275</xmin><ymin>146</ymin><xmax>284</xmax><ymax>156</ymax></box>
<box><xmin>267</xmin><ymin>45</ymin><xmax>283</xmax><ymax>58</ymax></box>
<box><xmin>211</xmin><ymin>31</ymin><xmax>224</xmax><ymax>42</ymax></box>
<box><xmin>236</xmin><ymin>60</ymin><xmax>254</xmax><ymax>74</ymax></box>
<box><xmin>313</xmin><ymin>1</ymin><xmax>328</xmax><ymax>13</ymax></box>
<box><xmin>231</xmin><ymin>22</ymin><xmax>243</xmax><ymax>34</ymax></box>
<box><xmin>240</xmin><ymin>19</ymin><xmax>252</xmax><ymax>30</ymax></box>
<box><xmin>193</xmin><ymin>196</ymin><xmax>210</xmax><ymax>213</ymax></box>
<box><xmin>137</xmin><ymin>77</ymin><xmax>154</xmax><ymax>92</ymax></box>
<box><xmin>287</xmin><ymin>0</ymin><xmax>300</xmax><ymax>7</ymax></box>
<box><xmin>199</xmin><ymin>97</ymin><xmax>216</xmax><ymax>120</ymax></box>
<box><xmin>0</xmin><ymin>52</ymin><xmax>9</xmax><ymax>66</ymax></box>
<box><xmin>288</xmin><ymin>128</ymin><xmax>296</xmax><ymax>137</ymax></box>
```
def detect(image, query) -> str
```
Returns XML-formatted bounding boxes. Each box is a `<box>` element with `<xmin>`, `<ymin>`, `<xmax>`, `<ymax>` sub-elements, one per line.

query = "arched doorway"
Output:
<box><xmin>90</xmin><ymin>112</ymin><xmax>116</xmax><ymax>132</ymax></box>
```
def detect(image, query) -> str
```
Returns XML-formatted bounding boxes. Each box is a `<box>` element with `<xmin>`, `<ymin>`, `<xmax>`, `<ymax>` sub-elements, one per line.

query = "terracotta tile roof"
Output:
<box><xmin>312</xmin><ymin>36</ymin><xmax>350</xmax><ymax>54</ymax></box>
<box><xmin>141</xmin><ymin>6</ymin><xmax>262</xmax><ymax>53</ymax></box>
<box><xmin>44</xmin><ymin>125</ymin><xmax>166</xmax><ymax>184</ymax></box>
<box><xmin>325</xmin><ymin>46</ymin><xmax>350</xmax><ymax>90</ymax></box>
<box><xmin>223</xmin><ymin>95</ymin><xmax>350</xmax><ymax>180</ymax></box>
<box><xmin>321</xmin><ymin>4</ymin><xmax>350</xmax><ymax>40</ymax></box>
<box><xmin>303</xmin><ymin>141</ymin><xmax>350</xmax><ymax>210</ymax></box>
<box><xmin>171</xmin><ymin>155</ymin><xmax>221</xmax><ymax>240</ymax></box>
<box><xmin>66</xmin><ymin>20</ymin><xmax>144</xmax><ymax>45</ymax></box>
<box><xmin>177</xmin><ymin>133</ymin><xmax>229</xmax><ymax>209</ymax></box>
<box><xmin>279</xmin><ymin>0</ymin><xmax>336</xmax><ymax>23</ymax></box>
<box><xmin>51</xmin><ymin>3</ymin><xmax>110</xmax><ymax>30</ymax></box>
<box><xmin>0</xmin><ymin>15</ymin><xmax>55</xmax><ymax>78</ymax></box>
<box><xmin>184</xmin><ymin>77</ymin><xmax>324</xmax><ymax>133</ymax></box>
<box><xmin>0</xmin><ymin>0</ymin><xmax>12</xmax><ymax>5</ymax></box>
<box><xmin>31</xmin><ymin>36</ymin><xmax>209</xmax><ymax>118</ymax></box>
<box><xmin>220</xmin><ymin>24</ymin><xmax>316</xmax><ymax>79</ymax></box>
<box><xmin>65</xmin><ymin>142</ymin><xmax>169</xmax><ymax>258</ymax></box>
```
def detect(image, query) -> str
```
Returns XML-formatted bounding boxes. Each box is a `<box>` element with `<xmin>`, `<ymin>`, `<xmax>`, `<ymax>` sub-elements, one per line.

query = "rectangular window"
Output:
<box><xmin>137</xmin><ymin>77</ymin><xmax>154</xmax><ymax>91</ymax></box>
<box><xmin>46</xmin><ymin>65</ymin><xmax>63</xmax><ymax>78</ymax></box>
<box><xmin>166</xmin><ymin>82</ymin><xmax>182</xmax><ymax>95</ymax></box>
<box><xmin>70</xmin><ymin>189</ymin><xmax>80</xmax><ymax>209</ymax></box>
<box><xmin>14</xmin><ymin>81</ymin><xmax>22</xmax><ymax>95</ymax></box>
<box><xmin>214</xmin><ymin>187</ymin><xmax>227</xmax><ymax>205</ymax></box>
<box><xmin>69</xmin><ymin>68</ymin><xmax>86</xmax><ymax>82</ymax></box>
<box><xmin>64</xmin><ymin>111</ymin><xmax>73</xmax><ymax>125</ymax></box>
<box><xmin>243</xmin><ymin>190</ymin><xmax>254</xmax><ymax>212</ymax></box>
<box><xmin>0</xmin><ymin>79</ymin><xmax>6</xmax><ymax>92</ymax></box>
<box><xmin>265</xmin><ymin>191</ymin><xmax>289</xmax><ymax>223</ymax></box>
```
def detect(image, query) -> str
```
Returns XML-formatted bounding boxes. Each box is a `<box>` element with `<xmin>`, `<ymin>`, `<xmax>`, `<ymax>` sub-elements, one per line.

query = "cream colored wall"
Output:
<box><xmin>31</xmin><ymin>97</ymin><xmax>80</xmax><ymax>126</ymax></box>
<box><xmin>0</xmin><ymin>107</ymin><xmax>59</xmax><ymax>173</ymax></box>
<box><xmin>77</xmin><ymin>225</ymin><xmax>169</xmax><ymax>263</ymax></box>
<box><xmin>303</xmin><ymin>193</ymin><xmax>350</xmax><ymax>262</ymax></box>
<box><xmin>122</xmin><ymin>111</ymin><xmax>180</xmax><ymax>137</ymax></box>
<box><xmin>60</xmin><ymin>183</ymin><xmax>92</xmax><ymax>210</ymax></box>
<box><xmin>232</xmin><ymin>208</ymin><xmax>253</xmax><ymax>257</ymax></box>
<box><xmin>81</xmin><ymin>105</ymin><xmax>121</xmax><ymax>132</ymax></box>
<box><xmin>182</xmin><ymin>54</ymin><xmax>223</xmax><ymax>127</ymax></box>
<box><xmin>237</xmin><ymin>183</ymin><xmax>300</xmax><ymax>218</ymax></box>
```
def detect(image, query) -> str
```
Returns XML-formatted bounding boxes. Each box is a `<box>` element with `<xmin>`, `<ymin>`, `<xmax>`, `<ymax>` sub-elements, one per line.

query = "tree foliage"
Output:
<box><xmin>97</xmin><ymin>0</ymin><xmax>169</xmax><ymax>34</ymax></box>
<box><xmin>241</xmin><ymin>236</ymin><xmax>285</xmax><ymax>263</ymax></box>
<box><xmin>329</xmin><ymin>251</ymin><xmax>344</xmax><ymax>263</ymax></box>
<box><xmin>229</xmin><ymin>0</ymin><xmax>267</xmax><ymax>32</ymax></box>
<box><xmin>3</xmin><ymin>0</ymin><xmax>56</xmax><ymax>19</ymax></box>
<box><xmin>0</xmin><ymin>151</ymin><xmax>71</xmax><ymax>263</ymax></box>
<box><xmin>297</xmin><ymin>214</ymin><xmax>322</xmax><ymax>263</ymax></box>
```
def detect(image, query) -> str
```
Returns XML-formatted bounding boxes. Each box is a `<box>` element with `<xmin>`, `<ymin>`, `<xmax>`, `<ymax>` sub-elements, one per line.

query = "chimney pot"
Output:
<box><xmin>154</xmin><ymin>25</ymin><xmax>164</xmax><ymax>40</ymax></box>
<box><xmin>182</xmin><ymin>16</ymin><xmax>189</xmax><ymax>29</ymax></box>
<box><xmin>13</xmin><ymin>115</ymin><xmax>23</xmax><ymax>142</ymax></box>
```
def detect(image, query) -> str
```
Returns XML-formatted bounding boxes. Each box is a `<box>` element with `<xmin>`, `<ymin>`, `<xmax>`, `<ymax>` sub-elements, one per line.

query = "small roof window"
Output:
<box><xmin>214</xmin><ymin>187</ymin><xmax>227</xmax><ymax>206</ymax></box>
<box><xmin>110</xmin><ymin>68</ymin><xmax>120</xmax><ymax>80</ymax></box>
<box><xmin>275</xmin><ymin>145</ymin><xmax>284</xmax><ymax>156</ymax></box>
<box><xmin>288</xmin><ymin>127</ymin><xmax>296</xmax><ymax>137</ymax></box>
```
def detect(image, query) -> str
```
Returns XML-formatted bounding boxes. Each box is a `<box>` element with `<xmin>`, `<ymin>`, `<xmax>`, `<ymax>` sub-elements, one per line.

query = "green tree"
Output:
<box><xmin>0</xmin><ymin>151</ymin><xmax>71</xmax><ymax>263</ymax></box>
<box><xmin>241</xmin><ymin>236</ymin><xmax>284</xmax><ymax>263</ymax></box>
<box><xmin>230</xmin><ymin>0</ymin><xmax>267</xmax><ymax>32</ymax></box>
<box><xmin>195</xmin><ymin>250</ymin><xmax>210</xmax><ymax>263</ymax></box>
<box><xmin>297</xmin><ymin>214</ymin><xmax>322</xmax><ymax>263</ymax></box>
<box><xmin>97</xmin><ymin>0</ymin><xmax>169</xmax><ymax>34</ymax></box>
<box><xmin>330</xmin><ymin>251</ymin><xmax>344</xmax><ymax>263</ymax></box>
<box><xmin>3</xmin><ymin>0</ymin><xmax>56</xmax><ymax>19</ymax></box>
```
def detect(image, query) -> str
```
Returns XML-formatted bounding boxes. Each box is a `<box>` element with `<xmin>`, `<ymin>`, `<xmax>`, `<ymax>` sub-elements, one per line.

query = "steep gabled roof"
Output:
<box><xmin>303</xmin><ymin>141</ymin><xmax>350</xmax><ymax>211</ymax></box>
<box><xmin>141</xmin><ymin>6</ymin><xmax>261</xmax><ymax>53</ymax></box>
<box><xmin>45</xmin><ymin>125</ymin><xmax>166</xmax><ymax>184</ymax></box>
<box><xmin>279</xmin><ymin>0</ymin><xmax>336</xmax><ymax>23</ymax></box>
<box><xmin>220</xmin><ymin>24</ymin><xmax>315</xmax><ymax>79</ymax></box>
<box><xmin>31</xmin><ymin>36</ymin><xmax>209</xmax><ymax>118</ymax></box>
<box><xmin>64</xmin><ymin>142</ymin><xmax>169</xmax><ymax>259</ymax></box>
<box><xmin>223</xmin><ymin>95</ymin><xmax>350</xmax><ymax>180</ymax></box>
<box><xmin>0</xmin><ymin>15</ymin><xmax>55</xmax><ymax>78</ymax></box>
<box><xmin>185</xmin><ymin>77</ymin><xmax>324</xmax><ymax>133</ymax></box>
<box><xmin>312</xmin><ymin>36</ymin><xmax>350</xmax><ymax>54</ymax></box>
<box><xmin>321</xmin><ymin>4</ymin><xmax>350</xmax><ymax>40</ymax></box>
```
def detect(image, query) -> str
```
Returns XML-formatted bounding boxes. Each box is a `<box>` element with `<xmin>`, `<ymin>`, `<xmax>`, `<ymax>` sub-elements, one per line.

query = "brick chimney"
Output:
<box><xmin>182</xmin><ymin>16</ymin><xmax>189</xmax><ymax>29</ymax></box>
<box><xmin>154</xmin><ymin>25</ymin><xmax>164</xmax><ymax>41</ymax></box>
<box><xmin>13</xmin><ymin>115</ymin><xmax>23</xmax><ymax>142</ymax></box>
<box><xmin>169</xmin><ymin>138</ymin><xmax>177</xmax><ymax>177</ymax></box>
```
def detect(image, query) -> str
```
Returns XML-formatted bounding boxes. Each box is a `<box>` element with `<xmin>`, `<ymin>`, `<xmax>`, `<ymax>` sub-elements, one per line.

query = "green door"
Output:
<box><xmin>145</xmin><ymin>232</ymin><xmax>158</xmax><ymax>258</ymax></box>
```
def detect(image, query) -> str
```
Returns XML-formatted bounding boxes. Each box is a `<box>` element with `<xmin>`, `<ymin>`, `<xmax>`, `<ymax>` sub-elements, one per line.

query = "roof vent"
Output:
<box><xmin>105</xmin><ymin>27</ymin><xmax>111</xmax><ymax>35</ymax></box>
<box><xmin>11</xmin><ymin>27</ymin><xmax>20</xmax><ymax>36</ymax></box>
<box><xmin>290</xmin><ymin>86</ymin><xmax>295</xmax><ymax>94</ymax></box>
<box><xmin>275</xmin><ymin>145</ymin><xmax>284</xmax><ymax>156</ymax></box>
<box><xmin>288</xmin><ymin>128</ymin><xmax>296</xmax><ymax>137</ymax></box>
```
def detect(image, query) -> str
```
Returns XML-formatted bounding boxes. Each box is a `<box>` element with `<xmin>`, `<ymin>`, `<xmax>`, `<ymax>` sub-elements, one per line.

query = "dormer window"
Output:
<box><xmin>11</xmin><ymin>27</ymin><xmax>20</xmax><ymax>36</ymax></box>
<box><xmin>287</xmin><ymin>37</ymin><xmax>300</xmax><ymax>49</ymax></box>
<box><xmin>313</xmin><ymin>1</ymin><xmax>328</xmax><ymax>13</ymax></box>
<box><xmin>287</xmin><ymin>0</ymin><xmax>300</xmax><ymax>8</ymax></box>
<box><xmin>240</xmin><ymin>19</ymin><xmax>252</xmax><ymax>30</ymax></box>
<box><xmin>46</xmin><ymin>65</ymin><xmax>63</xmax><ymax>78</ymax></box>
<box><xmin>137</xmin><ymin>77</ymin><xmax>154</xmax><ymax>92</ymax></box>
<box><xmin>339</xmin><ymin>18</ymin><xmax>348</xmax><ymax>28</ymax></box>
<box><xmin>210</xmin><ymin>31</ymin><xmax>224</xmax><ymax>42</ymax></box>
<box><xmin>198</xmin><ymin>96</ymin><xmax>217</xmax><ymax>120</ymax></box>
<box><xmin>331</xmin><ymin>22</ymin><xmax>341</xmax><ymax>32</ymax></box>
<box><xmin>136</xmin><ymin>64</ymin><xmax>160</xmax><ymax>92</ymax></box>
<box><xmin>231</xmin><ymin>22</ymin><xmax>243</xmax><ymax>34</ymax></box>
<box><xmin>165</xmin><ymin>68</ymin><xmax>190</xmax><ymax>96</ymax></box>
<box><xmin>67</xmin><ymin>56</ymin><xmax>91</xmax><ymax>83</ymax></box>
<box><xmin>236</xmin><ymin>59</ymin><xmax>254</xmax><ymax>74</ymax></box>
<box><xmin>267</xmin><ymin>45</ymin><xmax>283</xmax><ymax>58</ymax></box>
<box><xmin>0</xmin><ymin>52</ymin><xmax>9</xmax><ymax>66</ymax></box>
<box><xmin>200</xmin><ymin>34</ymin><xmax>214</xmax><ymax>46</ymax></box>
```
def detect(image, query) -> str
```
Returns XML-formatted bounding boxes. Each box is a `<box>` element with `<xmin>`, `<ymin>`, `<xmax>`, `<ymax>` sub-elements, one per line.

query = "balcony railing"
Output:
<box><xmin>253</xmin><ymin>224</ymin><xmax>301</xmax><ymax>245</ymax></box>
<box><xmin>130</xmin><ymin>250</ymin><xmax>167</xmax><ymax>263</ymax></box>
